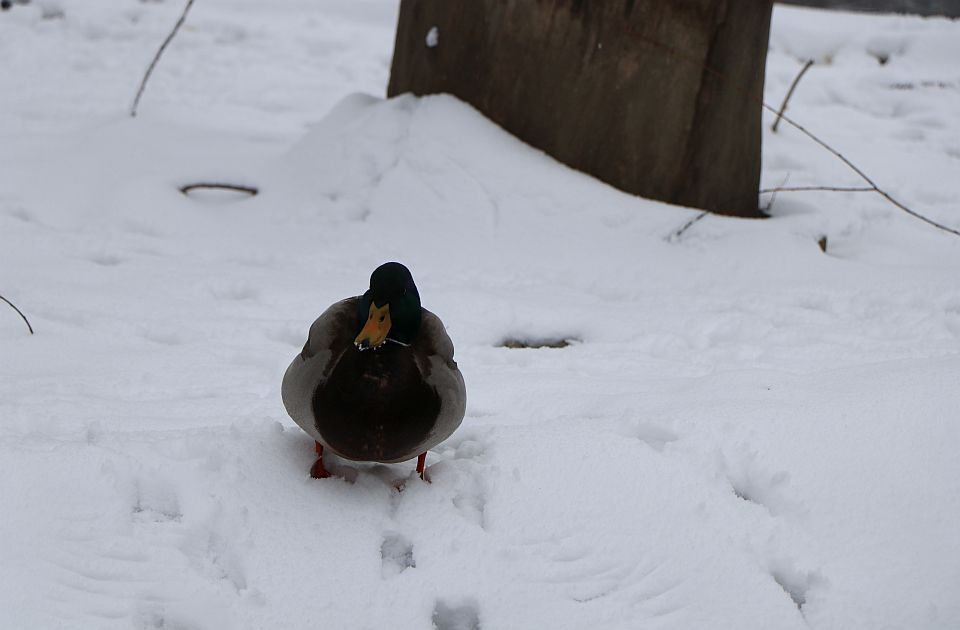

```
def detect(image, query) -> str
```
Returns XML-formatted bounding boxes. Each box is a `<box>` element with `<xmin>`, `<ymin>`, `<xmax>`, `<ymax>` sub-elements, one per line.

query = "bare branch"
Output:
<box><xmin>130</xmin><ymin>0</ymin><xmax>196</xmax><ymax>118</ymax></box>
<box><xmin>668</xmin><ymin>211</ymin><xmax>709</xmax><ymax>242</ymax></box>
<box><xmin>760</xmin><ymin>185</ymin><xmax>874</xmax><ymax>194</ymax></box>
<box><xmin>762</xmin><ymin>106</ymin><xmax>960</xmax><ymax>238</ymax></box>
<box><xmin>772</xmin><ymin>60</ymin><xmax>814</xmax><ymax>133</ymax></box>
<box><xmin>621</xmin><ymin>25</ymin><xmax>960</xmax><ymax>239</ymax></box>
<box><xmin>1</xmin><ymin>294</ymin><xmax>34</xmax><ymax>335</ymax></box>
<box><xmin>761</xmin><ymin>173</ymin><xmax>790</xmax><ymax>214</ymax></box>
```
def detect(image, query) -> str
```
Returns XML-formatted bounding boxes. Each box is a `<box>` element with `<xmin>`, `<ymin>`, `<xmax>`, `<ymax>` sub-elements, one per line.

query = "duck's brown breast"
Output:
<box><xmin>311</xmin><ymin>343</ymin><xmax>440</xmax><ymax>462</ymax></box>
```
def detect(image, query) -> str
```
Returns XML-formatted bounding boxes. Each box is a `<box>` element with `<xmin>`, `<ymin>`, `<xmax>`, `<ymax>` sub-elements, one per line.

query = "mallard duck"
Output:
<box><xmin>281</xmin><ymin>262</ymin><xmax>466</xmax><ymax>480</ymax></box>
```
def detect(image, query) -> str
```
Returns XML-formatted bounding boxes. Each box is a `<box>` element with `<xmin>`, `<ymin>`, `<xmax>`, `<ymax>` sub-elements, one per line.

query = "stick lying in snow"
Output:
<box><xmin>669</xmin><ymin>211</ymin><xmax>709</xmax><ymax>242</ymax></box>
<box><xmin>763</xmin><ymin>108</ymin><xmax>960</xmax><ymax>238</ymax></box>
<box><xmin>130</xmin><ymin>0</ymin><xmax>196</xmax><ymax>118</ymax></box>
<box><xmin>772</xmin><ymin>60</ymin><xmax>814</xmax><ymax>133</ymax></box>
<box><xmin>1</xmin><ymin>294</ymin><xmax>34</xmax><ymax>334</ymax></box>
<box><xmin>760</xmin><ymin>185</ymin><xmax>874</xmax><ymax>194</ymax></box>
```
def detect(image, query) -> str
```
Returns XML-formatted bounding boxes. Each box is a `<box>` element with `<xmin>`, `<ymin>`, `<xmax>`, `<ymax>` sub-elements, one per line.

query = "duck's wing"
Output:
<box><xmin>281</xmin><ymin>297</ymin><xmax>359</xmax><ymax>442</ymax></box>
<box><xmin>417</xmin><ymin>308</ymin><xmax>467</xmax><ymax>444</ymax></box>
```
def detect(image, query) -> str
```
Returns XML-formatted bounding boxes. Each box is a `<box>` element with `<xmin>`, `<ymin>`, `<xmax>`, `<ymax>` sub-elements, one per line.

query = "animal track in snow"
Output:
<box><xmin>87</xmin><ymin>252</ymin><xmax>124</xmax><ymax>267</ymax></box>
<box><xmin>612</xmin><ymin>420</ymin><xmax>678</xmax><ymax>452</ymax></box>
<box><xmin>132</xmin><ymin>479</ymin><xmax>182</xmax><ymax>523</ymax></box>
<box><xmin>380</xmin><ymin>533</ymin><xmax>415</xmax><ymax>578</ymax></box>
<box><xmin>138</xmin><ymin>610</ymin><xmax>202</xmax><ymax>630</ymax></box>
<box><xmin>211</xmin><ymin>282</ymin><xmax>260</xmax><ymax>302</ymax></box>
<box><xmin>178</xmin><ymin>528</ymin><xmax>248</xmax><ymax>593</ymax></box>
<box><xmin>432</xmin><ymin>599</ymin><xmax>480</xmax><ymax>630</ymax></box>
<box><xmin>724</xmin><ymin>451</ymin><xmax>802</xmax><ymax>518</ymax></box>
<box><xmin>452</xmin><ymin>484</ymin><xmax>487</xmax><ymax>530</ymax></box>
<box><xmin>4</xmin><ymin>204</ymin><xmax>36</xmax><ymax>223</ymax></box>
<box><xmin>769</xmin><ymin>559</ymin><xmax>824</xmax><ymax>613</ymax></box>
<box><xmin>265</xmin><ymin>323</ymin><xmax>308</xmax><ymax>348</ymax></box>
<box><xmin>140</xmin><ymin>326</ymin><xmax>187</xmax><ymax>347</ymax></box>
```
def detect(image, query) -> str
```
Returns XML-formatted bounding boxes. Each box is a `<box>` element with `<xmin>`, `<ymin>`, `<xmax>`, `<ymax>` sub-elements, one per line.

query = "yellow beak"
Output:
<box><xmin>355</xmin><ymin>302</ymin><xmax>391</xmax><ymax>350</ymax></box>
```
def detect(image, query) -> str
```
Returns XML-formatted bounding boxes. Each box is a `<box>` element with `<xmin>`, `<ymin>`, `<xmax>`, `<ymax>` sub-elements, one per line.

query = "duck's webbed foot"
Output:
<box><xmin>310</xmin><ymin>441</ymin><xmax>332</xmax><ymax>479</ymax></box>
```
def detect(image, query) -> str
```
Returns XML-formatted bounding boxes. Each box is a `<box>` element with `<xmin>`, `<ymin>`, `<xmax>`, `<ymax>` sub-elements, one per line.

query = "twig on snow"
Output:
<box><xmin>1</xmin><ymin>294</ymin><xmax>34</xmax><ymax>334</ymax></box>
<box><xmin>761</xmin><ymin>107</ymin><xmax>960</xmax><ymax>238</ymax></box>
<box><xmin>760</xmin><ymin>185</ymin><xmax>874</xmax><ymax>194</ymax></box>
<box><xmin>761</xmin><ymin>173</ymin><xmax>790</xmax><ymax>215</ymax></box>
<box><xmin>621</xmin><ymin>26</ymin><xmax>960</xmax><ymax>239</ymax></box>
<box><xmin>668</xmin><ymin>210</ymin><xmax>709</xmax><ymax>242</ymax></box>
<box><xmin>130</xmin><ymin>0</ymin><xmax>196</xmax><ymax>118</ymax></box>
<box><xmin>772</xmin><ymin>60</ymin><xmax>814</xmax><ymax>133</ymax></box>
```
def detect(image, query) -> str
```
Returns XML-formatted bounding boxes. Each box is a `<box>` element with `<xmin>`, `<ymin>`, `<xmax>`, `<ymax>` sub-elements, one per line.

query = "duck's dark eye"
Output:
<box><xmin>379</xmin><ymin>315</ymin><xmax>385</xmax><ymax>323</ymax></box>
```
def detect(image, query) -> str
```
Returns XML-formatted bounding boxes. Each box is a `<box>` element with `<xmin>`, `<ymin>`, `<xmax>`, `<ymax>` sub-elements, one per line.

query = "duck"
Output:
<box><xmin>281</xmin><ymin>262</ymin><xmax>466</xmax><ymax>480</ymax></box>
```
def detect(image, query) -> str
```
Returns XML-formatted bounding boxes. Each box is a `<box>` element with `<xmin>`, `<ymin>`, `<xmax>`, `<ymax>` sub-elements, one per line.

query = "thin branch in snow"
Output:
<box><xmin>761</xmin><ymin>173</ymin><xmax>790</xmax><ymax>215</ymax></box>
<box><xmin>760</xmin><ymin>185</ymin><xmax>874</xmax><ymax>194</ymax></box>
<box><xmin>1</xmin><ymin>294</ymin><xmax>34</xmax><ymax>334</ymax></box>
<box><xmin>130</xmin><ymin>0</ymin><xmax>196</xmax><ymax>118</ymax></box>
<box><xmin>761</xmin><ymin>107</ymin><xmax>960</xmax><ymax>238</ymax></box>
<box><xmin>668</xmin><ymin>211</ymin><xmax>709</xmax><ymax>242</ymax></box>
<box><xmin>622</xmin><ymin>26</ymin><xmax>960</xmax><ymax>239</ymax></box>
<box><xmin>772</xmin><ymin>59</ymin><xmax>814</xmax><ymax>133</ymax></box>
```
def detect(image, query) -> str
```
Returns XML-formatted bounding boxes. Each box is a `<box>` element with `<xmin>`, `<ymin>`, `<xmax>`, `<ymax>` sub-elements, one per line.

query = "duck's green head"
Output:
<box><xmin>354</xmin><ymin>262</ymin><xmax>422</xmax><ymax>351</ymax></box>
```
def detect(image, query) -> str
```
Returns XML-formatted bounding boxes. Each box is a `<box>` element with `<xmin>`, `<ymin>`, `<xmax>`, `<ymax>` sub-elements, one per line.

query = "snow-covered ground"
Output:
<box><xmin>1</xmin><ymin>2</ymin><xmax>959</xmax><ymax>628</ymax></box>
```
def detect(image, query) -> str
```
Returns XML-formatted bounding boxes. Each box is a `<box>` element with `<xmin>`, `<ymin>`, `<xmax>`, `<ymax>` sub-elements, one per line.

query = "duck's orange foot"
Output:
<box><xmin>310</xmin><ymin>458</ymin><xmax>332</xmax><ymax>479</ymax></box>
<box><xmin>310</xmin><ymin>441</ymin><xmax>332</xmax><ymax>479</ymax></box>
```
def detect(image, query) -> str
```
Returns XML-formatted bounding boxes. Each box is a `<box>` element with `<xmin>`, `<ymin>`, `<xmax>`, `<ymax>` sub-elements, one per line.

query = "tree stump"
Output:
<box><xmin>387</xmin><ymin>0</ymin><xmax>773</xmax><ymax>218</ymax></box>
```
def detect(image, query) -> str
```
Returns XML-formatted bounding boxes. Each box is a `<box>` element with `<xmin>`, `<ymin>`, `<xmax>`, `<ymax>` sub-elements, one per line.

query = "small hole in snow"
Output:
<box><xmin>499</xmin><ymin>337</ymin><xmax>577</xmax><ymax>349</ymax></box>
<box><xmin>180</xmin><ymin>182</ymin><xmax>259</xmax><ymax>201</ymax></box>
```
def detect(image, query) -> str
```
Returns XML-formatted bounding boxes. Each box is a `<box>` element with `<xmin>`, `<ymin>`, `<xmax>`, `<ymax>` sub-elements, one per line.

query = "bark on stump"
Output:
<box><xmin>387</xmin><ymin>0</ymin><xmax>773</xmax><ymax>218</ymax></box>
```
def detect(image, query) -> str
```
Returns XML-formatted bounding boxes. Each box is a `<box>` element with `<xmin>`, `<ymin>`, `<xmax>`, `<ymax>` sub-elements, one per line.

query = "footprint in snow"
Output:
<box><xmin>769</xmin><ymin>558</ymin><xmax>824</xmax><ymax>614</ymax></box>
<box><xmin>211</xmin><ymin>282</ymin><xmax>260</xmax><ymax>302</ymax></box>
<box><xmin>724</xmin><ymin>450</ymin><xmax>804</xmax><ymax>518</ymax></box>
<box><xmin>132</xmin><ymin>478</ymin><xmax>182</xmax><ymax>523</ymax></box>
<box><xmin>380</xmin><ymin>533</ymin><xmax>416</xmax><ymax>578</ymax></box>
<box><xmin>87</xmin><ymin>252</ymin><xmax>125</xmax><ymax>267</ymax></box>
<box><xmin>432</xmin><ymin>600</ymin><xmax>480</xmax><ymax>630</ymax></box>
<box><xmin>727</xmin><ymin>467</ymin><xmax>805</xmax><ymax>518</ymax></box>
<box><xmin>613</xmin><ymin>421</ymin><xmax>678</xmax><ymax>452</ymax></box>
<box><xmin>140</xmin><ymin>326</ymin><xmax>187</xmax><ymax>347</ymax></box>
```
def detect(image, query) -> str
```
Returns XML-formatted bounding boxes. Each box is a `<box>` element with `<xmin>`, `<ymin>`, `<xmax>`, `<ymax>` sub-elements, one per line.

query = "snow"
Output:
<box><xmin>1</xmin><ymin>2</ymin><xmax>959</xmax><ymax>629</ymax></box>
<box><xmin>426</xmin><ymin>26</ymin><xmax>438</xmax><ymax>49</ymax></box>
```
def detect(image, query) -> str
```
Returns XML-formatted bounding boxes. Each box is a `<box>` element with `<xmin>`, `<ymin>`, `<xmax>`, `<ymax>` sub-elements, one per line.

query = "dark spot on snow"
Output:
<box><xmin>380</xmin><ymin>533</ymin><xmax>415</xmax><ymax>578</ymax></box>
<box><xmin>817</xmin><ymin>235</ymin><xmax>828</xmax><ymax>253</ymax></box>
<box><xmin>89</xmin><ymin>253</ymin><xmax>124</xmax><ymax>267</ymax></box>
<box><xmin>179</xmin><ymin>182</ymin><xmax>258</xmax><ymax>201</ymax></box>
<box><xmin>432</xmin><ymin>600</ymin><xmax>480</xmax><ymax>630</ymax></box>
<box><xmin>499</xmin><ymin>337</ymin><xmax>577</xmax><ymax>349</ymax></box>
<box><xmin>41</xmin><ymin>4</ymin><xmax>63</xmax><ymax>19</ymax></box>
